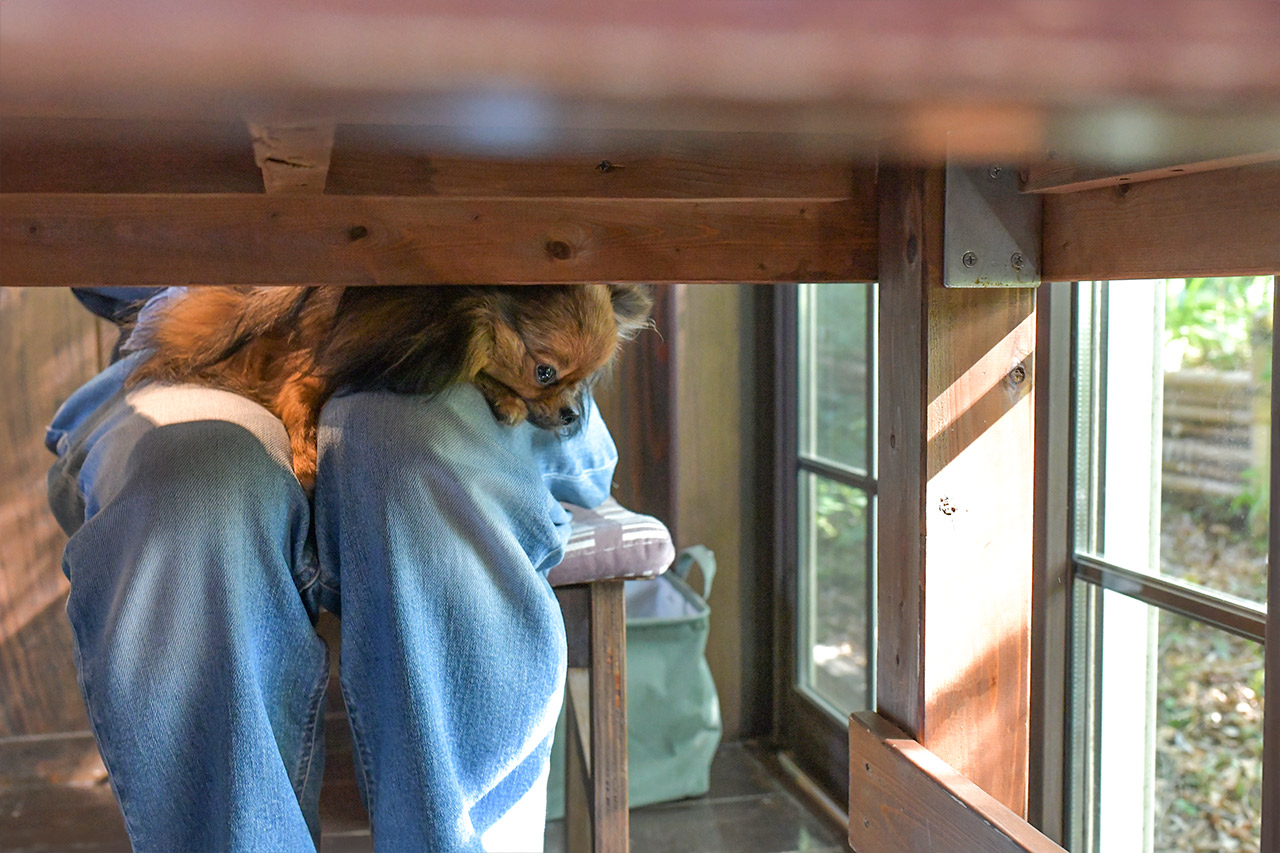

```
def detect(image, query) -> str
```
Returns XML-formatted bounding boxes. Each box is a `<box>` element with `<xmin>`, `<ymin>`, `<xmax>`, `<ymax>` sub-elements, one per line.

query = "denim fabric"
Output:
<box><xmin>46</xmin><ymin>350</ymin><xmax>618</xmax><ymax>852</ymax></box>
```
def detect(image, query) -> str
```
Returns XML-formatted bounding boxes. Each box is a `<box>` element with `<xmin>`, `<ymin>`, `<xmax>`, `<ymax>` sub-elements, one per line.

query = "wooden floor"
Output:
<box><xmin>0</xmin><ymin>731</ymin><xmax>849</xmax><ymax>853</ymax></box>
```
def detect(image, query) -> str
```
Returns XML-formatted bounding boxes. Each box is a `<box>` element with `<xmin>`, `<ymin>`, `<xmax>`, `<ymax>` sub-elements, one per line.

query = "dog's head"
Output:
<box><xmin>468</xmin><ymin>284</ymin><xmax>653</xmax><ymax>431</ymax></box>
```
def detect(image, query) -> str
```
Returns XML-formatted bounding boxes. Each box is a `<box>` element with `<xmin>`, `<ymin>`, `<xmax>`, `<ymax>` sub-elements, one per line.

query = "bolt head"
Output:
<box><xmin>962</xmin><ymin>251</ymin><xmax>978</xmax><ymax>268</ymax></box>
<box><xmin>988</xmin><ymin>165</ymin><xmax>1003</xmax><ymax>180</ymax></box>
<box><xmin>1011</xmin><ymin>252</ymin><xmax>1026</xmax><ymax>270</ymax></box>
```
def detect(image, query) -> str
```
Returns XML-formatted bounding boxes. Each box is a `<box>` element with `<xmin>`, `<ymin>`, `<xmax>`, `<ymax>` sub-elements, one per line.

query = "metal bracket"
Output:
<box><xmin>943</xmin><ymin>161</ymin><xmax>1042</xmax><ymax>288</ymax></box>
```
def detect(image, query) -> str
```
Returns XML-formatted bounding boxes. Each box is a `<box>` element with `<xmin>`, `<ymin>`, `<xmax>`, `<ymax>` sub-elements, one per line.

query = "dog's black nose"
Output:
<box><xmin>559</xmin><ymin>407</ymin><xmax>579</xmax><ymax>426</ymax></box>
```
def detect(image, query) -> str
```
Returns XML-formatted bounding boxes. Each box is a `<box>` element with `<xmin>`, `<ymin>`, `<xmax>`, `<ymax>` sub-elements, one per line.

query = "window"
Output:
<box><xmin>1069</xmin><ymin>277</ymin><xmax>1274</xmax><ymax>852</ymax></box>
<box><xmin>776</xmin><ymin>281</ymin><xmax>877</xmax><ymax>798</ymax></box>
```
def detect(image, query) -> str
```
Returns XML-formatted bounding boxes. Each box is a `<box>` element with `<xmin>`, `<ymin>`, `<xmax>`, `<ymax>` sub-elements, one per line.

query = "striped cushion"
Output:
<box><xmin>546</xmin><ymin>498</ymin><xmax>675</xmax><ymax>586</ymax></box>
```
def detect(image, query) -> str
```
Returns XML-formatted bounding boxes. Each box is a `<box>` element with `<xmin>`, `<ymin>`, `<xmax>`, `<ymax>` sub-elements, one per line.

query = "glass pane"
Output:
<box><xmin>799</xmin><ymin>282</ymin><xmax>871</xmax><ymax>472</ymax></box>
<box><xmin>797</xmin><ymin>472</ymin><xmax>871</xmax><ymax>714</ymax></box>
<box><xmin>1075</xmin><ymin>277</ymin><xmax>1273</xmax><ymax>605</ymax></box>
<box><xmin>1083</xmin><ymin>587</ymin><xmax>1264</xmax><ymax>852</ymax></box>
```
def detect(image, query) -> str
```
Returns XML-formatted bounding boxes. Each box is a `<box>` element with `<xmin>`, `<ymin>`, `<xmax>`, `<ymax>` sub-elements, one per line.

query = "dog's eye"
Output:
<box><xmin>535</xmin><ymin>364</ymin><xmax>558</xmax><ymax>386</ymax></box>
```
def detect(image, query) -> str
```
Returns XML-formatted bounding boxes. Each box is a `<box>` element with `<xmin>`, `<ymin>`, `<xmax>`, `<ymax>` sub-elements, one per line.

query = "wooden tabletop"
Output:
<box><xmin>4</xmin><ymin>0</ymin><xmax>1280</xmax><ymax>163</ymax></box>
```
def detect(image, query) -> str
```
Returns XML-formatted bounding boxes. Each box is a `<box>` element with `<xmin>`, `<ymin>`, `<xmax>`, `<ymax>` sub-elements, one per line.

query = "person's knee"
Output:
<box><xmin>99</xmin><ymin>419</ymin><xmax>302</xmax><ymax>518</ymax></box>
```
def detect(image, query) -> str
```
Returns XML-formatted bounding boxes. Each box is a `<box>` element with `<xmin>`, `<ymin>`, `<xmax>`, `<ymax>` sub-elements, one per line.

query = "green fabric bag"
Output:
<box><xmin>546</xmin><ymin>546</ymin><xmax>723</xmax><ymax>819</ymax></box>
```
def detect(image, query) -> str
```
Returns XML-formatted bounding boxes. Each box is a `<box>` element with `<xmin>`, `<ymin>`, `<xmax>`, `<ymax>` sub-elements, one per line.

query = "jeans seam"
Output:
<box><xmin>294</xmin><ymin>566</ymin><xmax>323</xmax><ymax>595</ymax></box>
<box><xmin>341</xmin><ymin>687</ymin><xmax>378</xmax><ymax>825</ymax></box>
<box><xmin>291</xmin><ymin>640</ymin><xmax>331</xmax><ymax>803</ymax></box>
<box><xmin>66</xmin><ymin>587</ymin><xmax>148</xmax><ymax>850</ymax></box>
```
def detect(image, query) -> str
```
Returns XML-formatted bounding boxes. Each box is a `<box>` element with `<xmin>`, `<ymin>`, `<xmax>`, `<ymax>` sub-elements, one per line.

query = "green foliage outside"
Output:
<box><xmin>1164</xmin><ymin>276</ymin><xmax>1273</xmax><ymax>373</ymax></box>
<box><xmin>798</xmin><ymin>282</ymin><xmax>873</xmax><ymax>713</ymax></box>
<box><xmin>1155</xmin><ymin>276</ymin><xmax>1273</xmax><ymax>852</ymax></box>
<box><xmin>1164</xmin><ymin>276</ymin><xmax>1273</xmax><ymax>535</ymax></box>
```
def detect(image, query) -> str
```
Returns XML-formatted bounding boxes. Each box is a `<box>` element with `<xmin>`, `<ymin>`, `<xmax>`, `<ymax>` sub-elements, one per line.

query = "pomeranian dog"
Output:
<box><xmin>125</xmin><ymin>284</ymin><xmax>653</xmax><ymax>491</ymax></box>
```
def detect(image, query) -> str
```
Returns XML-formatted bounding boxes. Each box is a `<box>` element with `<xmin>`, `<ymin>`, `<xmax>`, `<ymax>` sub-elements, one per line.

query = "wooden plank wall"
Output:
<box><xmin>0</xmin><ymin>287</ymin><xmax>108</xmax><ymax>786</ymax></box>
<box><xmin>595</xmin><ymin>282</ymin><xmax>768</xmax><ymax>741</ymax></box>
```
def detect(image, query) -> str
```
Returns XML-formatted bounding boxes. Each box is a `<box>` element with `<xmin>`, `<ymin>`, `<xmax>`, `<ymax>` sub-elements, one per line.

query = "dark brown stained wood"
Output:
<box><xmin>5</xmin><ymin>1</ymin><xmax>1280</xmax><ymax>163</ymax></box>
<box><xmin>593</xmin><ymin>287</ymin><xmax>677</xmax><ymax>541</ymax></box>
<box><xmin>874</xmin><ymin>165</ymin><xmax>934</xmax><ymax>739</ymax></box>
<box><xmin>557</xmin><ymin>581</ymin><xmax>629</xmax><ymax>853</ymax></box>
<box><xmin>585</xmin><ymin>581</ymin><xmax>628</xmax><ymax>853</ymax></box>
<box><xmin>0</xmin><ymin>118</ymin><xmax>264</xmax><ymax>194</ymax></box>
<box><xmin>0</xmin><ymin>287</ymin><xmax>100</xmax><ymax>741</ymax></box>
<box><xmin>328</xmin><ymin>125</ymin><xmax>870</xmax><ymax>199</ymax></box>
<box><xmin>1</xmin><ymin>118</ymin><xmax>875</xmax><ymax>202</ymax></box>
<box><xmin>1022</xmin><ymin>150</ymin><xmax>1280</xmax><ymax>194</ymax></box>
<box><xmin>564</xmin><ymin>668</ymin><xmax>593</xmax><ymax>853</ymax></box>
<box><xmin>1043</xmin><ymin>164</ymin><xmax>1280</xmax><ymax>281</ymax></box>
<box><xmin>848</xmin><ymin>711</ymin><xmax>1065</xmax><ymax>853</ymax></box>
<box><xmin>0</xmin><ymin>194</ymin><xmax>878</xmax><ymax>286</ymax></box>
<box><xmin>875</xmin><ymin>166</ymin><xmax>1035</xmax><ymax>817</ymax></box>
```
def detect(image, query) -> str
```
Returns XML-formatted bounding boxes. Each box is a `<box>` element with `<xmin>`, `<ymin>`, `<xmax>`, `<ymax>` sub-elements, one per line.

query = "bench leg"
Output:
<box><xmin>561</xmin><ymin>581</ymin><xmax>628</xmax><ymax>853</ymax></box>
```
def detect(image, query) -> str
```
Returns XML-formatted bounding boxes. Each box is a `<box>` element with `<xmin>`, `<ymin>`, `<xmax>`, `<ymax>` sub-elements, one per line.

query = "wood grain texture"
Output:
<box><xmin>874</xmin><ymin>165</ymin><xmax>935</xmax><ymax>739</ymax></box>
<box><xmin>2</xmin><ymin>118</ymin><xmax>875</xmax><ymax>201</ymax></box>
<box><xmin>328</xmin><ymin>126</ymin><xmax>868</xmax><ymax>199</ymax></box>
<box><xmin>1022</xmin><ymin>150</ymin><xmax>1280</xmax><ymax>194</ymax></box>
<box><xmin>0</xmin><ymin>118</ymin><xmax>264</xmax><ymax>194</ymax></box>
<box><xmin>587</xmin><ymin>581</ymin><xmax>628</xmax><ymax>853</ymax></box>
<box><xmin>1</xmin><ymin>194</ymin><xmax>878</xmax><ymax>286</ymax></box>
<box><xmin>0</xmin><ymin>287</ymin><xmax>100</xmax><ymax>740</ymax></box>
<box><xmin>848</xmin><ymin>711</ymin><xmax>1064</xmax><ymax>853</ymax></box>
<box><xmin>248</xmin><ymin>120</ymin><xmax>335</xmax><ymax>195</ymax></box>
<box><xmin>555</xmin><ymin>581</ymin><xmax>629</xmax><ymax>852</ymax></box>
<box><xmin>923</xmin><ymin>276</ymin><xmax>1035</xmax><ymax>818</ymax></box>
<box><xmin>1043</xmin><ymin>164</ymin><xmax>1280</xmax><ymax>281</ymax></box>
<box><xmin>875</xmin><ymin>166</ymin><xmax>1035</xmax><ymax>816</ymax></box>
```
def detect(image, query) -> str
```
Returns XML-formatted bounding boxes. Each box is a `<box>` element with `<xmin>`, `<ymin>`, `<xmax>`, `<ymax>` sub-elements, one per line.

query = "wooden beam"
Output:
<box><xmin>248</xmin><ymin>120</ymin><xmax>334</xmax><ymax>195</ymax></box>
<box><xmin>0</xmin><ymin>193</ymin><xmax>877</xmax><ymax>286</ymax></box>
<box><xmin>848</xmin><ymin>711</ymin><xmax>1064</xmax><ymax>853</ymax></box>
<box><xmin>1022</xmin><ymin>150</ymin><xmax>1280</xmax><ymax>194</ymax></box>
<box><xmin>1043</xmin><ymin>164</ymin><xmax>1280</xmax><ymax>281</ymax></box>
<box><xmin>0</xmin><ymin>118</ymin><xmax>264</xmax><ymax>193</ymax></box>
<box><xmin>876</xmin><ymin>166</ymin><xmax>1035</xmax><ymax>815</ymax></box>
<box><xmin>1</xmin><ymin>118</ymin><xmax>868</xmax><ymax>198</ymax></box>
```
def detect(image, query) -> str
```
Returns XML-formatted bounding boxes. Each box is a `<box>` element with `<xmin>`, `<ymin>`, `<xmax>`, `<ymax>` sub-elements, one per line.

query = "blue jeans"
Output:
<box><xmin>45</xmin><ymin>351</ymin><xmax>618</xmax><ymax>852</ymax></box>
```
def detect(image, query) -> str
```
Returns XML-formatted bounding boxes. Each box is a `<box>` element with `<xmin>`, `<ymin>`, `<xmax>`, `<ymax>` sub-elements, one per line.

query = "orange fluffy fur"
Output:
<box><xmin>126</xmin><ymin>285</ymin><xmax>653</xmax><ymax>491</ymax></box>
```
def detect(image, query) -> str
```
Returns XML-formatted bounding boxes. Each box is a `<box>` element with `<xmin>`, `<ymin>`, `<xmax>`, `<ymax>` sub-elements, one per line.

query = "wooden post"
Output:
<box><xmin>873</xmin><ymin>165</ymin><xmax>1036</xmax><ymax>816</ymax></box>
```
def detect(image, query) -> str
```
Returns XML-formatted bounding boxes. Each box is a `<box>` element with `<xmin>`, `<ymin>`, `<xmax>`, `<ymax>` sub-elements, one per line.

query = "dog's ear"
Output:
<box><xmin>608</xmin><ymin>284</ymin><xmax>654</xmax><ymax>340</ymax></box>
<box><xmin>459</xmin><ymin>296</ymin><xmax>500</xmax><ymax>381</ymax></box>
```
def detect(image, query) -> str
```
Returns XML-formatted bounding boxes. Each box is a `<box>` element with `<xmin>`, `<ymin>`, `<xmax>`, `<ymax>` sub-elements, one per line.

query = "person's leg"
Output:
<box><xmin>47</xmin><ymin>353</ymin><xmax>330</xmax><ymax>853</ymax></box>
<box><xmin>313</xmin><ymin>386</ymin><xmax>617</xmax><ymax>852</ymax></box>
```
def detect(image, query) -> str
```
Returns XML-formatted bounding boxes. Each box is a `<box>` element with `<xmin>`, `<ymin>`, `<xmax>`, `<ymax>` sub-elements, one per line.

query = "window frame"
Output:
<box><xmin>1033</xmin><ymin>275</ymin><xmax>1278</xmax><ymax>849</ymax></box>
<box><xmin>772</xmin><ymin>281</ymin><xmax>879</xmax><ymax>804</ymax></box>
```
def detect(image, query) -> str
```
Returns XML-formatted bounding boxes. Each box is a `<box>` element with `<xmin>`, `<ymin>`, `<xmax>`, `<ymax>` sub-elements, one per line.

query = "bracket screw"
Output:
<box><xmin>962</xmin><ymin>251</ymin><xmax>978</xmax><ymax>268</ymax></box>
<box><xmin>1011</xmin><ymin>252</ymin><xmax>1026</xmax><ymax>270</ymax></box>
<box><xmin>988</xmin><ymin>165</ymin><xmax>1003</xmax><ymax>180</ymax></box>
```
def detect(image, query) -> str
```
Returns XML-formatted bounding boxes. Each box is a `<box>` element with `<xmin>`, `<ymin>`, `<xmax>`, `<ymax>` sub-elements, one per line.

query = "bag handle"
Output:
<box><xmin>673</xmin><ymin>545</ymin><xmax>716</xmax><ymax>600</ymax></box>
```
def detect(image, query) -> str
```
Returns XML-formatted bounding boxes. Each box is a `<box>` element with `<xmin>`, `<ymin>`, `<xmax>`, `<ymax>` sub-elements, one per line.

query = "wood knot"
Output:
<box><xmin>545</xmin><ymin>239</ymin><xmax>573</xmax><ymax>260</ymax></box>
